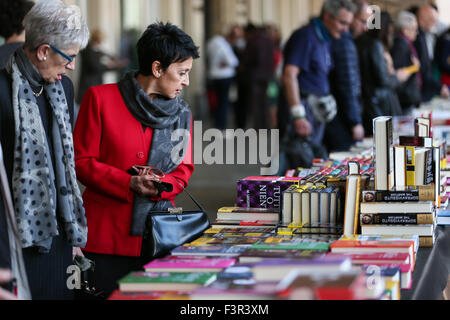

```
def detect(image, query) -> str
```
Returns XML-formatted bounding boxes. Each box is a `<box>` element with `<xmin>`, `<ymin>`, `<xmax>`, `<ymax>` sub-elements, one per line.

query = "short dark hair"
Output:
<box><xmin>137</xmin><ymin>22</ymin><xmax>200</xmax><ymax>76</ymax></box>
<box><xmin>0</xmin><ymin>0</ymin><xmax>34</xmax><ymax>39</ymax></box>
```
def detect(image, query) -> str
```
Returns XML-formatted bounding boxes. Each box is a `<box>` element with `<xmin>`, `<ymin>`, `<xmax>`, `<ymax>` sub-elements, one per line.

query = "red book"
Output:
<box><xmin>330</xmin><ymin>240</ymin><xmax>415</xmax><ymax>269</ymax></box>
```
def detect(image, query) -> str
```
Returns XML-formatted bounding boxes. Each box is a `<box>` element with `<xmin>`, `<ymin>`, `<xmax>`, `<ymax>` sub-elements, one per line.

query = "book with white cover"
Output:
<box><xmin>373</xmin><ymin>117</ymin><xmax>394</xmax><ymax>190</ymax></box>
<box><xmin>360</xmin><ymin>201</ymin><xmax>434</xmax><ymax>214</ymax></box>
<box><xmin>343</xmin><ymin>175</ymin><xmax>361</xmax><ymax>236</ymax></box>
<box><xmin>361</xmin><ymin>224</ymin><xmax>435</xmax><ymax>237</ymax></box>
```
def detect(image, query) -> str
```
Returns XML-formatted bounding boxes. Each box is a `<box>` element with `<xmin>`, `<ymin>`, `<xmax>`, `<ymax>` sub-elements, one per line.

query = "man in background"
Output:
<box><xmin>325</xmin><ymin>0</ymin><xmax>370</xmax><ymax>152</ymax></box>
<box><xmin>414</xmin><ymin>4</ymin><xmax>449</xmax><ymax>102</ymax></box>
<box><xmin>0</xmin><ymin>0</ymin><xmax>34</xmax><ymax>69</ymax></box>
<box><xmin>279</xmin><ymin>0</ymin><xmax>355</xmax><ymax>168</ymax></box>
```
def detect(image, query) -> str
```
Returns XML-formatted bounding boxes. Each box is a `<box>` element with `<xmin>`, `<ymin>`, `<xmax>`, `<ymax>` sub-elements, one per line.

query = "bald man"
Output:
<box><xmin>414</xmin><ymin>4</ymin><xmax>449</xmax><ymax>102</ymax></box>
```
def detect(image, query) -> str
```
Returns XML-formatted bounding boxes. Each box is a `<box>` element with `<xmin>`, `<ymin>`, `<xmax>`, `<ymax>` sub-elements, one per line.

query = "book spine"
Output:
<box><xmin>405</xmin><ymin>146</ymin><xmax>416</xmax><ymax>186</ymax></box>
<box><xmin>362</xmin><ymin>189</ymin><xmax>434</xmax><ymax>202</ymax></box>
<box><xmin>419</xmin><ymin>236</ymin><xmax>434</xmax><ymax>248</ymax></box>
<box><xmin>360</xmin><ymin>213</ymin><xmax>434</xmax><ymax>225</ymax></box>
<box><xmin>425</xmin><ymin>149</ymin><xmax>433</xmax><ymax>185</ymax></box>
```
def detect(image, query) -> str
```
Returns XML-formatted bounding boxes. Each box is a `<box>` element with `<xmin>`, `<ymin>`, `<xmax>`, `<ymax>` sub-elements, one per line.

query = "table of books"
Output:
<box><xmin>108</xmin><ymin>114</ymin><xmax>450</xmax><ymax>301</ymax></box>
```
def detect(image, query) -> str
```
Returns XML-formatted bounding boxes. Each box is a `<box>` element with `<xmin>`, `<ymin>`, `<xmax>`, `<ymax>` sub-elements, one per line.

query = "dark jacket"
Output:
<box><xmin>325</xmin><ymin>32</ymin><xmax>362</xmax><ymax>152</ymax></box>
<box><xmin>390</xmin><ymin>35</ymin><xmax>422</xmax><ymax>111</ymax></box>
<box><xmin>76</xmin><ymin>44</ymin><xmax>113</xmax><ymax>104</ymax></box>
<box><xmin>356</xmin><ymin>33</ymin><xmax>402</xmax><ymax>134</ymax></box>
<box><xmin>0</xmin><ymin>43</ymin><xmax>23</xmax><ymax>70</ymax></box>
<box><xmin>414</xmin><ymin>27</ymin><xmax>442</xmax><ymax>102</ymax></box>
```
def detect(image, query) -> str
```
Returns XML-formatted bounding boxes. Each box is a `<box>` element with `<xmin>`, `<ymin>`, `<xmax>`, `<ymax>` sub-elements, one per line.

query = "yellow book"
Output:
<box><xmin>405</xmin><ymin>146</ymin><xmax>416</xmax><ymax>186</ymax></box>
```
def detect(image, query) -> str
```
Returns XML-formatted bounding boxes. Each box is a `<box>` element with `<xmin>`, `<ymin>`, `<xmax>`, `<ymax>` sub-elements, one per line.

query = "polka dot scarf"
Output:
<box><xmin>7</xmin><ymin>51</ymin><xmax>87</xmax><ymax>253</ymax></box>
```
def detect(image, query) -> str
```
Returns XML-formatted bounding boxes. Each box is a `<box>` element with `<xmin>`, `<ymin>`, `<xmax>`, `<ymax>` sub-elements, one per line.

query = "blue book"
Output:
<box><xmin>437</xmin><ymin>209</ymin><xmax>450</xmax><ymax>225</ymax></box>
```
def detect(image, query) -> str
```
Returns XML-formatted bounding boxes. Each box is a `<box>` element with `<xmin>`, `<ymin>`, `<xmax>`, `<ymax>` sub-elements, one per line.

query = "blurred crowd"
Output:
<box><xmin>205</xmin><ymin>0</ymin><xmax>450</xmax><ymax>171</ymax></box>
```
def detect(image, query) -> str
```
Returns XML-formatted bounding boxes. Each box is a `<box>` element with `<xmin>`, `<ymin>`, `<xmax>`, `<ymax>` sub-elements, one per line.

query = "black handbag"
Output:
<box><xmin>141</xmin><ymin>183</ymin><xmax>210</xmax><ymax>259</ymax></box>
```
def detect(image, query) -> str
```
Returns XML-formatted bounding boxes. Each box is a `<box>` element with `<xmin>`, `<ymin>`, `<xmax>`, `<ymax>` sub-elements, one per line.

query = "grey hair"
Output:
<box><xmin>321</xmin><ymin>0</ymin><xmax>357</xmax><ymax>18</ymax></box>
<box><xmin>23</xmin><ymin>0</ymin><xmax>89</xmax><ymax>50</ymax></box>
<box><xmin>396</xmin><ymin>11</ymin><xmax>417</xmax><ymax>30</ymax></box>
<box><xmin>352</xmin><ymin>0</ymin><xmax>369</xmax><ymax>15</ymax></box>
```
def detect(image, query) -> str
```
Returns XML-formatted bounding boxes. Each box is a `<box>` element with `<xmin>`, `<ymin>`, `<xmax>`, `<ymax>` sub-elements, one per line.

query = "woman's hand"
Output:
<box><xmin>72</xmin><ymin>247</ymin><xmax>85</xmax><ymax>261</ymax></box>
<box><xmin>130</xmin><ymin>175</ymin><xmax>159</xmax><ymax>197</ymax></box>
<box><xmin>0</xmin><ymin>269</ymin><xmax>18</xmax><ymax>300</ymax></box>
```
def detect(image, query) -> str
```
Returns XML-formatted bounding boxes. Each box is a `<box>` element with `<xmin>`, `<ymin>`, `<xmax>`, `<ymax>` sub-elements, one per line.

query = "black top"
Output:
<box><xmin>0</xmin><ymin>42</ymin><xmax>23</xmax><ymax>70</ymax></box>
<box><xmin>414</xmin><ymin>28</ymin><xmax>442</xmax><ymax>102</ymax></box>
<box><xmin>0</xmin><ymin>68</ymin><xmax>75</xmax><ymax>271</ymax></box>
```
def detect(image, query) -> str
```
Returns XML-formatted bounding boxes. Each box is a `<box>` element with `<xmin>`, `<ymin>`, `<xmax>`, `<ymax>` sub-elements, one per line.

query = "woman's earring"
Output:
<box><xmin>42</xmin><ymin>56</ymin><xmax>47</xmax><ymax>61</ymax></box>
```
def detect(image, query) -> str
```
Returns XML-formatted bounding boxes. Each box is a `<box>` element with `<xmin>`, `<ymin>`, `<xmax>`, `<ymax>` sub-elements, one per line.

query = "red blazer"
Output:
<box><xmin>73</xmin><ymin>84</ymin><xmax>194</xmax><ymax>257</ymax></box>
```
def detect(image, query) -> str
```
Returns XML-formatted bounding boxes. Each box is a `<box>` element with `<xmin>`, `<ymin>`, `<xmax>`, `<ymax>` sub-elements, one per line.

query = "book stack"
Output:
<box><xmin>356</xmin><ymin>116</ymin><xmax>439</xmax><ymax>247</ymax></box>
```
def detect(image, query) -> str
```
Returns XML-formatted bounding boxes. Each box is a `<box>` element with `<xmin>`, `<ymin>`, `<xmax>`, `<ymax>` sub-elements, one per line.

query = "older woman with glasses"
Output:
<box><xmin>0</xmin><ymin>0</ymin><xmax>89</xmax><ymax>300</ymax></box>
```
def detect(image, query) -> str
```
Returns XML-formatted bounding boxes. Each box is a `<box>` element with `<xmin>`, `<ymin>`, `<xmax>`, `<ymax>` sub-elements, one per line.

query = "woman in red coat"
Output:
<box><xmin>73</xmin><ymin>22</ymin><xmax>199</xmax><ymax>297</ymax></box>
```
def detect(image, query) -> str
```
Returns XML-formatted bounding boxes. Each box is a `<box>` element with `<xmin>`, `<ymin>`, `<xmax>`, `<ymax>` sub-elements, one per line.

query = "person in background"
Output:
<box><xmin>435</xmin><ymin>27</ymin><xmax>450</xmax><ymax>88</ymax></box>
<box><xmin>0</xmin><ymin>141</ymin><xmax>30</xmax><ymax>300</ymax></box>
<box><xmin>74</xmin><ymin>22</ymin><xmax>199</xmax><ymax>299</ymax></box>
<box><xmin>76</xmin><ymin>29</ymin><xmax>127</xmax><ymax>104</ymax></box>
<box><xmin>279</xmin><ymin>0</ymin><xmax>355</xmax><ymax>167</ymax></box>
<box><xmin>240</xmin><ymin>25</ymin><xmax>275</xmax><ymax>129</ymax></box>
<box><xmin>391</xmin><ymin>11</ymin><xmax>422</xmax><ymax>114</ymax></box>
<box><xmin>414</xmin><ymin>4</ymin><xmax>449</xmax><ymax>102</ymax></box>
<box><xmin>207</xmin><ymin>26</ymin><xmax>240</xmax><ymax>131</ymax></box>
<box><xmin>324</xmin><ymin>0</ymin><xmax>370</xmax><ymax>153</ymax></box>
<box><xmin>266</xmin><ymin>24</ymin><xmax>283</xmax><ymax>129</ymax></box>
<box><xmin>356</xmin><ymin>11</ymin><xmax>408</xmax><ymax>134</ymax></box>
<box><xmin>0</xmin><ymin>0</ymin><xmax>89</xmax><ymax>300</ymax></box>
<box><xmin>0</xmin><ymin>0</ymin><xmax>34</xmax><ymax>69</ymax></box>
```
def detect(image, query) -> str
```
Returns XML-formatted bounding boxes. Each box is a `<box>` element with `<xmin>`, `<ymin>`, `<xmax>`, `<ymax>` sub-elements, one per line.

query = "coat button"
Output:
<box><xmin>136</xmin><ymin>152</ymin><xmax>145</xmax><ymax>159</ymax></box>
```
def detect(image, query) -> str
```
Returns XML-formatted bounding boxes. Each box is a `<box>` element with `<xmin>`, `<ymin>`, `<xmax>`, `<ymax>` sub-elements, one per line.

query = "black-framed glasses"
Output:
<box><xmin>48</xmin><ymin>44</ymin><xmax>76</xmax><ymax>66</ymax></box>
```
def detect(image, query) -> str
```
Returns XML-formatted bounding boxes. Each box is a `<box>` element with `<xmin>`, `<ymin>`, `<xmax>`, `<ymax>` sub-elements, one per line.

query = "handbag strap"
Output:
<box><xmin>173</xmin><ymin>177</ymin><xmax>207</xmax><ymax>213</ymax></box>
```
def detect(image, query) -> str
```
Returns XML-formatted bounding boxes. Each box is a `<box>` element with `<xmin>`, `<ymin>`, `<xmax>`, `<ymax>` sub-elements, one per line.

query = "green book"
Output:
<box><xmin>118</xmin><ymin>271</ymin><xmax>217</xmax><ymax>292</ymax></box>
<box><xmin>249</xmin><ymin>242</ymin><xmax>330</xmax><ymax>251</ymax></box>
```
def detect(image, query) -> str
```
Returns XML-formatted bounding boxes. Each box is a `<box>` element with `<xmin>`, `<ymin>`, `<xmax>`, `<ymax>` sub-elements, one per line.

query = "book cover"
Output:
<box><xmin>361</xmin><ymin>185</ymin><xmax>435</xmax><ymax>202</ymax></box>
<box><xmin>360</xmin><ymin>201</ymin><xmax>435</xmax><ymax>213</ymax></box>
<box><xmin>291</xmin><ymin>185</ymin><xmax>308</xmax><ymax>225</ymax></box>
<box><xmin>373</xmin><ymin>116</ymin><xmax>394</xmax><ymax>190</ymax></box>
<box><xmin>360</xmin><ymin>212</ymin><xmax>434</xmax><ymax>225</ymax></box>
<box><xmin>343</xmin><ymin>174</ymin><xmax>361</xmax><ymax>236</ymax></box>
<box><xmin>393</xmin><ymin>145</ymin><xmax>406</xmax><ymax>187</ymax></box>
<box><xmin>211</xmin><ymin>219</ymin><xmax>278</xmax><ymax>228</ymax></box>
<box><xmin>190</xmin><ymin>279</ymin><xmax>280</xmax><ymax>300</ymax></box>
<box><xmin>330</xmin><ymin>239</ymin><xmax>415</xmax><ymax>268</ymax></box>
<box><xmin>238</xmin><ymin>248</ymin><xmax>327</xmax><ymax>263</ymax></box>
<box><xmin>170</xmin><ymin>244</ymin><xmax>251</xmax><ymax>256</ymax></box>
<box><xmin>143</xmin><ymin>256</ymin><xmax>237</xmax><ymax>273</ymax></box>
<box><xmin>107</xmin><ymin>290</ymin><xmax>190</xmax><ymax>300</ymax></box>
<box><xmin>399</xmin><ymin>136</ymin><xmax>433</xmax><ymax>148</ymax></box>
<box><xmin>340</xmin><ymin>234</ymin><xmax>419</xmax><ymax>255</ymax></box>
<box><xmin>118</xmin><ymin>272</ymin><xmax>217</xmax><ymax>292</ymax></box>
<box><xmin>319</xmin><ymin>186</ymin><xmax>335</xmax><ymax>224</ymax></box>
<box><xmin>277</xmin><ymin>268</ymin><xmax>367</xmax><ymax>300</ymax></box>
<box><xmin>361</xmin><ymin>224</ymin><xmax>435</xmax><ymax>237</ymax></box>
<box><xmin>301</xmin><ymin>186</ymin><xmax>316</xmax><ymax>226</ymax></box>
<box><xmin>236</xmin><ymin>176</ymin><xmax>302</xmax><ymax>209</ymax></box>
<box><xmin>216</xmin><ymin>207</ymin><xmax>279</xmax><ymax>222</ymax></box>
<box><xmin>252</xmin><ymin>256</ymin><xmax>353</xmax><ymax>282</ymax></box>
<box><xmin>328</xmin><ymin>252</ymin><xmax>410</xmax><ymax>265</ymax></box>
<box><xmin>249</xmin><ymin>241</ymin><xmax>330</xmax><ymax>251</ymax></box>
<box><xmin>311</xmin><ymin>185</ymin><xmax>327</xmax><ymax>225</ymax></box>
<box><xmin>282</xmin><ymin>184</ymin><xmax>298</xmax><ymax>225</ymax></box>
<box><xmin>437</xmin><ymin>209</ymin><xmax>450</xmax><ymax>225</ymax></box>
<box><xmin>405</xmin><ymin>146</ymin><xmax>416</xmax><ymax>186</ymax></box>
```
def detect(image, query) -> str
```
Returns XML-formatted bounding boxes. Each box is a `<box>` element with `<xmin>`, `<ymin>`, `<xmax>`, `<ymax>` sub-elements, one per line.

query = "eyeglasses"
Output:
<box><xmin>48</xmin><ymin>44</ymin><xmax>76</xmax><ymax>66</ymax></box>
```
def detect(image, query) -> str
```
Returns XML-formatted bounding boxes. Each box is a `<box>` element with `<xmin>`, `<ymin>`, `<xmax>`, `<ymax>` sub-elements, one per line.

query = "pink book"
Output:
<box><xmin>143</xmin><ymin>255</ymin><xmax>236</xmax><ymax>272</ymax></box>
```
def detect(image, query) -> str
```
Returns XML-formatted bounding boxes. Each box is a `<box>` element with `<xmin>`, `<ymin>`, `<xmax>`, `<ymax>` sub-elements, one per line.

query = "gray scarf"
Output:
<box><xmin>118</xmin><ymin>72</ymin><xmax>192</xmax><ymax>236</ymax></box>
<box><xmin>6</xmin><ymin>48</ymin><xmax>87</xmax><ymax>253</ymax></box>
